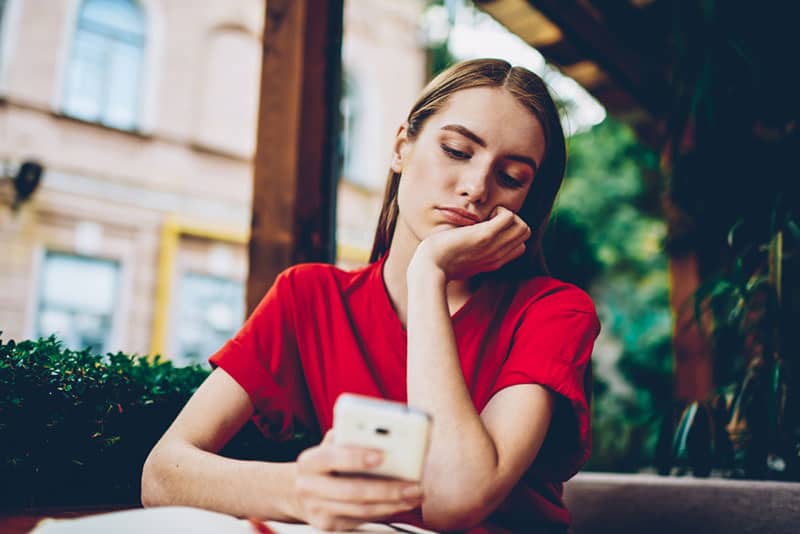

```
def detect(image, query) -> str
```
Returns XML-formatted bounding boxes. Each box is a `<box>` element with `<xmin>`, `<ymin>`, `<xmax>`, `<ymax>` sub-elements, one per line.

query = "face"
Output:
<box><xmin>392</xmin><ymin>87</ymin><xmax>547</xmax><ymax>245</ymax></box>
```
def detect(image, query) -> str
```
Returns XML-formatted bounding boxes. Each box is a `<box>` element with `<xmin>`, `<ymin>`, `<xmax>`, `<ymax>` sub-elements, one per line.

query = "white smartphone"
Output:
<box><xmin>332</xmin><ymin>393</ymin><xmax>432</xmax><ymax>482</ymax></box>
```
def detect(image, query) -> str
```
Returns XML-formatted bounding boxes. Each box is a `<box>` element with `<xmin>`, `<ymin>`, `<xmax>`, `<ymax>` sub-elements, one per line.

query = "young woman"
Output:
<box><xmin>142</xmin><ymin>58</ymin><xmax>600</xmax><ymax>533</ymax></box>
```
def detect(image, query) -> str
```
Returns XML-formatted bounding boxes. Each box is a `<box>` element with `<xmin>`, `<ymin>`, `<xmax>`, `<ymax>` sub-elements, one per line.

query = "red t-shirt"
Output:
<box><xmin>210</xmin><ymin>255</ymin><xmax>600</xmax><ymax>533</ymax></box>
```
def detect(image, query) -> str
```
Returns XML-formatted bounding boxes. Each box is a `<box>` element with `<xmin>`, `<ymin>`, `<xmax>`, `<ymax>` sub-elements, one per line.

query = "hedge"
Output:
<box><xmin>0</xmin><ymin>334</ymin><xmax>313</xmax><ymax>509</ymax></box>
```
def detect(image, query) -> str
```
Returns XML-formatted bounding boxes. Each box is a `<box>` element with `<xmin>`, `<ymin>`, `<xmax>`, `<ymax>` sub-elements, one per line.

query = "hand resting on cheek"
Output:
<box><xmin>409</xmin><ymin>205</ymin><xmax>532</xmax><ymax>281</ymax></box>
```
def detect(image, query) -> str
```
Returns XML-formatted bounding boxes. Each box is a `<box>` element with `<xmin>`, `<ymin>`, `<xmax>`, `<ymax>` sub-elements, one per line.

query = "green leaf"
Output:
<box><xmin>673</xmin><ymin>402</ymin><xmax>699</xmax><ymax>461</ymax></box>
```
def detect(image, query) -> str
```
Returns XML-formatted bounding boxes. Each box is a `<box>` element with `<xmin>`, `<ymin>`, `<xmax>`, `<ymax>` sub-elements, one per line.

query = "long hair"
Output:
<box><xmin>369</xmin><ymin>58</ymin><xmax>567</xmax><ymax>280</ymax></box>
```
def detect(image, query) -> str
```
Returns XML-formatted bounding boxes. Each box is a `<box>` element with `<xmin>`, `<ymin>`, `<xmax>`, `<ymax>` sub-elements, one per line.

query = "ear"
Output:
<box><xmin>390</xmin><ymin>122</ymin><xmax>411</xmax><ymax>173</ymax></box>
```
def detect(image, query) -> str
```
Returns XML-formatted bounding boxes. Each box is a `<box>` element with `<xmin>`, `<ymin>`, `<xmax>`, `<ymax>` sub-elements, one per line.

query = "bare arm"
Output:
<box><xmin>141</xmin><ymin>368</ymin><xmax>301</xmax><ymax>520</ymax></box>
<box><xmin>406</xmin><ymin>208</ymin><xmax>555</xmax><ymax>531</ymax></box>
<box><xmin>406</xmin><ymin>268</ymin><xmax>553</xmax><ymax>531</ymax></box>
<box><xmin>142</xmin><ymin>368</ymin><xmax>422</xmax><ymax>530</ymax></box>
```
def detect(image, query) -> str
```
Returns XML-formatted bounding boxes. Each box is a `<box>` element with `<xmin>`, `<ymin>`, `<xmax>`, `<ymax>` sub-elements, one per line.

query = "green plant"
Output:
<box><xmin>0</xmin><ymin>335</ymin><xmax>312</xmax><ymax>509</ymax></box>
<box><xmin>554</xmin><ymin>118</ymin><xmax>672</xmax><ymax>472</ymax></box>
<box><xmin>659</xmin><ymin>0</ymin><xmax>799</xmax><ymax>480</ymax></box>
<box><xmin>670</xmin><ymin>202</ymin><xmax>799</xmax><ymax>479</ymax></box>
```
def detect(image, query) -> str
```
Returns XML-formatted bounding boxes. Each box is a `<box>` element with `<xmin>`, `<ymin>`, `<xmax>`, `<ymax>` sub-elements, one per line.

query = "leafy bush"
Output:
<box><xmin>0</xmin><ymin>335</ymin><xmax>310</xmax><ymax>509</ymax></box>
<box><xmin>553</xmin><ymin>118</ymin><xmax>673</xmax><ymax>472</ymax></box>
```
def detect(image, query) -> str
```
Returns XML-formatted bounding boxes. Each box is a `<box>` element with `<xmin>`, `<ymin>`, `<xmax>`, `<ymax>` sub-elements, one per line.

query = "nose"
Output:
<box><xmin>456</xmin><ymin>169</ymin><xmax>489</xmax><ymax>205</ymax></box>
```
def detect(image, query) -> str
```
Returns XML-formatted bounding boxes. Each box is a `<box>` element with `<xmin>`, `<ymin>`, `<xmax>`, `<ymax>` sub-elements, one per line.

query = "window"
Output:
<box><xmin>339</xmin><ymin>72</ymin><xmax>364</xmax><ymax>185</ymax></box>
<box><xmin>173</xmin><ymin>272</ymin><xmax>244</xmax><ymax>366</ymax></box>
<box><xmin>0</xmin><ymin>0</ymin><xmax>7</xmax><ymax>78</ymax></box>
<box><xmin>0</xmin><ymin>0</ymin><xmax>6</xmax><ymax>39</ymax></box>
<box><xmin>35</xmin><ymin>251</ymin><xmax>120</xmax><ymax>354</ymax></box>
<box><xmin>62</xmin><ymin>0</ymin><xmax>145</xmax><ymax>130</ymax></box>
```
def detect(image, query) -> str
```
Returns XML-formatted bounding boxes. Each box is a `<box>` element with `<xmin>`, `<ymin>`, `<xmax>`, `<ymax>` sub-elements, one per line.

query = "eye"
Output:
<box><xmin>441</xmin><ymin>144</ymin><xmax>470</xmax><ymax>160</ymax></box>
<box><xmin>499</xmin><ymin>171</ymin><xmax>524</xmax><ymax>189</ymax></box>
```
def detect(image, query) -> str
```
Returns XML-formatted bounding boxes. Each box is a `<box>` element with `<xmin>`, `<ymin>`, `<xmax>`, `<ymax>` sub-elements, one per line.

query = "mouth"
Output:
<box><xmin>436</xmin><ymin>207</ymin><xmax>481</xmax><ymax>226</ymax></box>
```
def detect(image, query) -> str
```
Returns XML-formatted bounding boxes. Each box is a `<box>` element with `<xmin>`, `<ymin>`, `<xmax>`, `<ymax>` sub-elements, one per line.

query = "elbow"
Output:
<box><xmin>140</xmin><ymin>445</ymin><xmax>170</xmax><ymax>508</ymax></box>
<box><xmin>421</xmin><ymin>489</ymin><xmax>499</xmax><ymax>532</ymax></box>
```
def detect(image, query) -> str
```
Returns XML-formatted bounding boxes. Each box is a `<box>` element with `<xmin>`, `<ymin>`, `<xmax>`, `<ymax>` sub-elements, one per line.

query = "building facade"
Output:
<box><xmin>0</xmin><ymin>0</ymin><xmax>426</xmax><ymax>364</ymax></box>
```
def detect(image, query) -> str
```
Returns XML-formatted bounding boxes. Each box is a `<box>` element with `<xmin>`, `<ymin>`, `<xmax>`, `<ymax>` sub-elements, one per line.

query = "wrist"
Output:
<box><xmin>407</xmin><ymin>259</ymin><xmax>446</xmax><ymax>291</ymax></box>
<box><xmin>278</xmin><ymin>462</ymin><xmax>305</xmax><ymax>522</ymax></box>
<box><xmin>407</xmin><ymin>243</ymin><xmax>446</xmax><ymax>286</ymax></box>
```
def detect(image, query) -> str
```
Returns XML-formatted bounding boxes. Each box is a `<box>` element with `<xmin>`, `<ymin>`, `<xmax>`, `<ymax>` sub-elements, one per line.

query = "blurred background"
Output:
<box><xmin>1</xmin><ymin>0</ymin><xmax>796</xmax><ymax>479</ymax></box>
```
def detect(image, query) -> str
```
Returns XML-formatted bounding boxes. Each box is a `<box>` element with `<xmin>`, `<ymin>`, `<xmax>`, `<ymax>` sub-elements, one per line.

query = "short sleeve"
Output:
<box><xmin>491</xmin><ymin>287</ymin><xmax>600</xmax><ymax>481</ymax></box>
<box><xmin>209</xmin><ymin>269</ymin><xmax>315</xmax><ymax>441</ymax></box>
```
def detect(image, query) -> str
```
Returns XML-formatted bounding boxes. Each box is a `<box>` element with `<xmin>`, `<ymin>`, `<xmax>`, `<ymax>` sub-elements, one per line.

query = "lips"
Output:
<box><xmin>436</xmin><ymin>207</ymin><xmax>481</xmax><ymax>226</ymax></box>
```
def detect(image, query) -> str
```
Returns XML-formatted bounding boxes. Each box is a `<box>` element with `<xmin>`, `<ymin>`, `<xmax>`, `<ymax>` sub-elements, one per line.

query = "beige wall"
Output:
<box><xmin>338</xmin><ymin>0</ymin><xmax>426</xmax><ymax>266</ymax></box>
<box><xmin>0</xmin><ymin>0</ymin><xmax>426</xmax><ymax>357</ymax></box>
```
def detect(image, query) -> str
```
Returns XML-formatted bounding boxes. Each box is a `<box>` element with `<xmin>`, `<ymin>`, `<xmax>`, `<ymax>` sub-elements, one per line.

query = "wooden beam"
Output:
<box><xmin>477</xmin><ymin>0</ymin><xmax>669</xmax><ymax>117</ymax></box>
<box><xmin>527</xmin><ymin>0</ymin><xmax>668</xmax><ymax>116</ymax></box>
<box><xmin>475</xmin><ymin>0</ymin><xmax>563</xmax><ymax>47</ymax></box>
<box><xmin>248</xmin><ymin>0</ymin><xmax>343</xmax><ymax>314</ymax></box>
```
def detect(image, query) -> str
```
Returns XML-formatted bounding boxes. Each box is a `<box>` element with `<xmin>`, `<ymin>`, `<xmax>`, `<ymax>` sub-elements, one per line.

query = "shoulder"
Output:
<box><xmin>511</xmin><ymin>276</ymin><xmax>597</xmax><ymax>316</ymax></box>
<box><xmin>502</xmin><ymin>276</ymin><xmax>601</xmax><ymax>338</ymax></box>
<box><xmin>276</xmin><ymin>261</ymin><xmax>375</xmax><ymax>295</ymax></box>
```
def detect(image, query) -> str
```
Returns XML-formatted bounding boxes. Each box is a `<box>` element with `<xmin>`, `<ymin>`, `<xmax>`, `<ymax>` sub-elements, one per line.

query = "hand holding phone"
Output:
<box><xmin>332</xmin><ymin>393</ymin><xmax>432</xmax><ymax>482</ymax></box>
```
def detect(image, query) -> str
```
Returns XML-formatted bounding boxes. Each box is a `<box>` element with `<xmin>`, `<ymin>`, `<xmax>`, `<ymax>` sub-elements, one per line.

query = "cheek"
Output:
<box><xmin>396</xmin><ymin>170</ymin><xmax>426</xmax><ymax>220</ymax></box>
<box><xmin>397</xmin><ymin>154</ymin><xmax>440</xmax><ymax>205</ymax></box>
<box><xmin>494</xmin><ymin>187</ymin><xmax>530</xmax><ymax>214</ymax></box>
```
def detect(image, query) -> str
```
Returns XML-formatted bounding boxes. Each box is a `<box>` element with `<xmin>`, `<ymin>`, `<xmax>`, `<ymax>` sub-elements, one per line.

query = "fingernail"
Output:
<box><xmin>364</xmin><ymin>451</ymin><xmax>382</xmax><ymax>467</ymax></box>
<box><xmin>402</xmin><ymin>485</ymin><xmax>422</xmax><ymax>498</ymax></box>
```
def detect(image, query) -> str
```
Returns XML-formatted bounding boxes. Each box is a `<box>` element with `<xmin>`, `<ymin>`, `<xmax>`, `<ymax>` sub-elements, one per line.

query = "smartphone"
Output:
<box><xmin>332</xmin><ymin>393</ymin><xmax>432</xmax><ymax>482</ymax></box>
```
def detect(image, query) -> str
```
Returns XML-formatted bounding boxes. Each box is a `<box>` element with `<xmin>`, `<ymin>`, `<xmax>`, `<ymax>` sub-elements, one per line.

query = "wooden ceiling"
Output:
<box><xmin>474</xmin><ymin>0</ymin><xmax>673</xmax><ymax>146</ymax></box>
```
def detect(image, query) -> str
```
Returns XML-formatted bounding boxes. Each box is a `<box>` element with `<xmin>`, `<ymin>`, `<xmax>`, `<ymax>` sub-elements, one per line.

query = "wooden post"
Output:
<box><xmin>669</xmin><ymin>252</ymin><xmax>714</xmax><ymax>401</ymax></box>
<box><xmin>247</xmin><ymin>0</ymin><xmax>343</xmax><ymax>314</ymax></box>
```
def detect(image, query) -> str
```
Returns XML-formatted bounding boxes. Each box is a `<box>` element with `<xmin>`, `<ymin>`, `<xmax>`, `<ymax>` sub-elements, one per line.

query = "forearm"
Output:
<box><xmin>141</xmin><ymin>439</ymin><xmax>301</xmax><ymax>521</ymax></box>
<box><xmin>405</xmin><ymin>269</ymin><xmax>500</xmax><ymax>527</ymax></box>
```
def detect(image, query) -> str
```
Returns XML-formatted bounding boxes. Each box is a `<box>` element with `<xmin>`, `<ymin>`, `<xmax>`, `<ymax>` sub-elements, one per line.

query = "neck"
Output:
<box><xmin>382</xmin><ymin>220</ymin><xmax>472</xmax><ymax>326</ymax></box>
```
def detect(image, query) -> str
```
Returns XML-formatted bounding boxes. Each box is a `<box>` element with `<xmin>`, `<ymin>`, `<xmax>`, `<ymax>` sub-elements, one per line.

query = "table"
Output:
<box><xmin>0</xmin><ymin>505</ymin><xmax>136</xmax><ymax>534</ymax></box>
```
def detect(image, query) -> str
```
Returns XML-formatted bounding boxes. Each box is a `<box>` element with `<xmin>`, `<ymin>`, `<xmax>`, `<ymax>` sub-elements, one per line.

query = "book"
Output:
<box><xmin>29</xmin><ymin>506</ymin><xmax>437</xmax><ymax>534</ymax></box>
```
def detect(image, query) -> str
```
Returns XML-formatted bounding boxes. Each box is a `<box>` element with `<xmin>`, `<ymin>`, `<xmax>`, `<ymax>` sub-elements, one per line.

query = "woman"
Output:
<box><xmin>142</xmin><ymin>58</ymin><xmax>600</xmax><ymax>533</ymax></box>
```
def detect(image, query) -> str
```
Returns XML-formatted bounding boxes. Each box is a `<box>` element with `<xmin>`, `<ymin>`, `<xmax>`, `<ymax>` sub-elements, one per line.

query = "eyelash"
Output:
<box><xmin>440</xmin><ymin>144</ymin><xmax>525</xmax><ymax>189</ymax></box>
<box><xmin>441</xmin><ymin>144</ymin><xmax>470</xmax><ymax>160</ymax></box>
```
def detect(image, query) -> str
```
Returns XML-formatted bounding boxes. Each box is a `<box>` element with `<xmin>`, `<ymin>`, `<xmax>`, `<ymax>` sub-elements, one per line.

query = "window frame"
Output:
<box><xmin>33</xmin><ymin>248</ymin><xmax>122</xmax><ymax>354</ymax></box>
<box><xmin>0</xmin><ymin>0</ymin><xmax>22</xmax><ymax>94</ymax></box>
<box><xmin>60</xmin><ymin>0</ymin><xmax>147</xmax><ymax>132</ymax></box>
<box><xmin>150</xmin><ymin>215</ymin><xmax>249</xmax><ymax>361</ymax></box>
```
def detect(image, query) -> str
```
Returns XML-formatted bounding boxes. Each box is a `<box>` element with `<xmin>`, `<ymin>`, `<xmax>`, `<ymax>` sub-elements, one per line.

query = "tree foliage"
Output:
<box><xmin>547</xmin><ymin>118</ymin><xmax>673</xmax><ymax>472</ymax></box>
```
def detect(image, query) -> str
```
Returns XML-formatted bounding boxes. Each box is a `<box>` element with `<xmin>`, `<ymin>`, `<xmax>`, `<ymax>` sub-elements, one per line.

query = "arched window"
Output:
<box><xmin>62</xmin><ymin>0</ymin><xmax>145</xmax><ymax>130</ymax></box>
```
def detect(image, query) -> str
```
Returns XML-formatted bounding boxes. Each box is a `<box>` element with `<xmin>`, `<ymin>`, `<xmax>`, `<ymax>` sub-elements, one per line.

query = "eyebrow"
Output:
<box><xmin>440</xmin><ymin>124</ymin><xmax>539</xmax><ymax>174</ymax></box>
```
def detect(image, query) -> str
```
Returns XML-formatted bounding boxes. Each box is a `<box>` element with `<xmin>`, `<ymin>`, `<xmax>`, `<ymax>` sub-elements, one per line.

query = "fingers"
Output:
<box><xmin>307</xmin><ymin>497</ymin><xmax>421</xmax><ymax>523</ymax></box>
<box><xmin>482</xmin><ymin>209</ymin><xmax>531</xmax><ymax>254</ymax></box>
<box><xmin>495</xmin><ymin>239</ymin><xmax>528</xmax><ymax>264</ymax></box>
<box><xmin>484</xmin><ymin>207</ymin><xmax>530</xmax><ymax>238</ymax></box>
<box><xmin>298</xmin><ymin>442</ymin><xmax>383</xmax><ymax>476</ymax></box>
<box><xmin>485</xmin><ymin>205</ymin><xmax>517</xmax><ymax>232</ymax></box>
<box><xmin>296</xmin><ymin>475</ymin><xmax>423</xmax><ymax>531</ymax></box>
<box><xmin>414</xmin><ymin>204</ymin><xmax>530</xmax><ymax>279</ymax></box>
<box><xmin>300</xmin><ymin>510</ymin><xmax>363</xmax><ymax>533</ymax></box>
<box><xmin>474</xmin><ymin>209</ymin><xmax>530</xmax><ymax>271</ymax></box>
<box><xmin>300</xmin><ymin>491</ymin><xmax>422</xmax><ymax>533</ymax></box>
<box><xmin>296</xmin><ymin>473</ymin><xmax>422</xmax><ymax>504</ymax></box>
<box><xmin>295</xmin><ymin>442</ymin><xmax>424</xmax><ymax>531</ymax></box>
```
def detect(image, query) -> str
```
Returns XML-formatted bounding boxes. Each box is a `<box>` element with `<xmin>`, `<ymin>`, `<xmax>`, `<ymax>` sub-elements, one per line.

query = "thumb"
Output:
<box><xmin>487</xmin><ymin>205</ymin><xmax>515</xmax><ymax>229</ymax></box>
